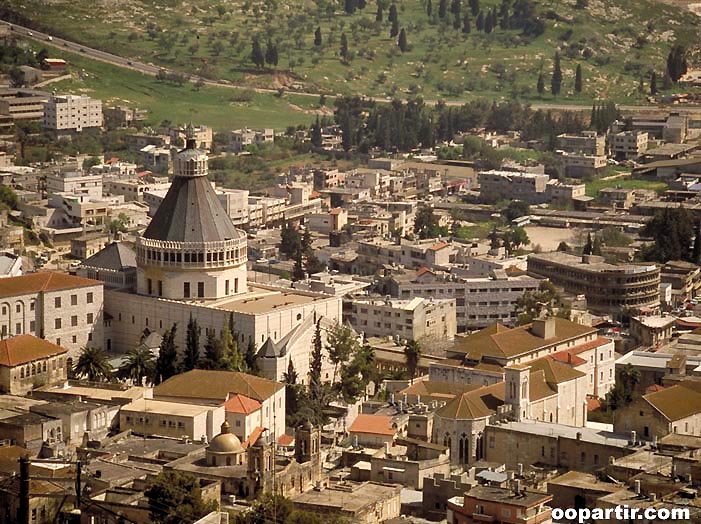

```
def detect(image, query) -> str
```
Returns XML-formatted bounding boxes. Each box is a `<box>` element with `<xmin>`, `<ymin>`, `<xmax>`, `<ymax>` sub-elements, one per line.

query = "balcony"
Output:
<box><xmin>472</xmin><ymin>513</ymin><xmax>495</xmax><ymax>522</ymax></box>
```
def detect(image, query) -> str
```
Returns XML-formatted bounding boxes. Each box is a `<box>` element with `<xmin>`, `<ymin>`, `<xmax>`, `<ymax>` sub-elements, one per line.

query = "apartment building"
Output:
<box><xmin>558</xmin><ymin>131</ymin><xmax>606</xmax><ymax>156</ymax></box>
<box><xmin>170</xmin><ymin>124</ymin><xmax>212</xmax><ymax>150</ymax></box>
<box><xmin>313</xmin><ymin>168</ymin><xmax>345</xmax><ymax>189</ymax></box>
<box><xmin>478</xmin><ymin>170</ymin><xmax>550</xmax><ymax>204</ymax></box>
<box><xmin>528</xmin><ymin>252</ymin><xmax>660</xmax><ymax>314</ymax></box>
<box><xmin>0</xmin><ymin>88</ymin><xmax>49</xmax><ymax>122</ymax></box>
<box><xmin>230</xmin><ymin>128</ymin><xmax>274</xmax><ymax>152</ymax></box>
<box><xmin>43</xmin><ymin>94</ymin><xmax>103</xmax><ymax>132</ymax></box>
<box><xmin>558</xmin><ymin>152</ymin><xmax>607</xmax><ymax>178</ymax></box>
<box><xmin>104</xmin><ymin>178</ymin><xmax>171</xmax><ymax>203</ymax></box>
<box><xmin>545</xmin><ymin>180</ymin><xmax>586</xmax><ymax>206</ymax></box>
<box><xmin>356</xmin><ymin>239</ymin><xmax>454</xmax><ymax>273</ymax></box>
<box><xmin>46</xmin><ymin>170</ymin><xmax>103</xmax><ymax>198</ymax></box>
<box><xmin>0</xmin><ymin>272</ymin><xmax>104</xmax><ymax>357</ymax></box>
<box><xmin>346</xmin><ymin>296</ymin><xmax>457</xmax><ymax>341</ymax></box>
<box><xmin>383</xmin><ymin>268</ymin><xmax>541</xmax><ymax>332</ymax></box>
<box><xmin>609</xmin><ymin>130</ymin><xmax>649</xmax><ymax>160</ymax></box>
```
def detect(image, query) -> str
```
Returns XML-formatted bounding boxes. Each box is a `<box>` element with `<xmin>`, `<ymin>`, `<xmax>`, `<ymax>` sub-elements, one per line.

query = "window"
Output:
<box><xmin>55</xmin><ymin>297</ymin><xmax>61</xmax><ymax>308</ymax></box>
<box><xmin>30</xmin><ymin>302</ymin><xmax>35</xmax><ymax>311</ymax></box>
<box><xmin>72</xmin><ymin>335</ymin><xmax>77</xmax><ymax>344</ymax></box>
<box><xmin>87</xmin><ymin>292</ymin><xmax>93</xmax><ymax>304</ymax></box>
<box><xmin>16</xmin><ymin>304</ymin><xmax>21</xmax><ymax>313</ymax></box>
<box><xmin>29</xmin><ymin>320</ymin><xmax>35</xmax><ymax>332</ymax></box>
<box><xmin>87</xmin><ymin>313</ymin><xmax>94</xmax><ymax>324</ymax></box>
<box><xmin>71</xmin><ymin>315</ymin><xmax>78</xmax><ymax>327</ymax></box>
<box><xmin>184</xmin><ymin>282</ymin><xmax>190</xmax><ymax>298</ymax></box>
<box><xmin>71</xmin><ymin>294</ymin><xmax>78</xmax><ymax>306</ymax></box>
<box><xmin>158</xmin><ymin>281</ymin><xmax>163</xmax><ymax>297</ymax></box>
<box><xmin>55</xmin><ymin>318</ymin><xmax>62</xmax><ymax>329</ymax></box>
<box><xmin>198</xmin><ymin>282</ymin><xmax>205</xmax><ymax>298</ymax></box>
<box><xmin>147</xmin><ymin>279</ymin><xmax>153</xmax><ymax>295</ymax></box>
<box><xmin>225</xmin><ymin>280</ymin><xmax>230</xmax><ymax>295</ymax></box>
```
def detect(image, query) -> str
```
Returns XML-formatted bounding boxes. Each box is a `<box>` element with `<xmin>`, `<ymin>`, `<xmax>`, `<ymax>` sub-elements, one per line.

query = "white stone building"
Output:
<box><xmin>0</xmin><ymin>272</ymin><xmax>104</xmax><ymax>358</ymax></box>
<box><xmin>43</xmin><ymin>94</ymin><xmax>103</xmax><ymax>132</ymax></box>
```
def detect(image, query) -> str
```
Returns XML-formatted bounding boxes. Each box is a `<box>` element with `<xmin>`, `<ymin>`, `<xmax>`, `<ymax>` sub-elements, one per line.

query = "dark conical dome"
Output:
<box><xmin>142</xmin><ymin>143</ymin><xmax>244</xmax><ymax>243</ymax></box>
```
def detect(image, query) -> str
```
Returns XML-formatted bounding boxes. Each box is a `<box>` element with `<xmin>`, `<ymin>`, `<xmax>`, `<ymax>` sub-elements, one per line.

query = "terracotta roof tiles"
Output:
<box><xmin>0</xmin><ymin>335</ymin><xmax>66</xmax><ymax>367</ymax></box>
<box><xmin>222</xmin><ymin>393</ymin><xmax>262</xmax><ymax>414</ymax></box>
<box><xmin>0</xmin><ymin>272</ymin><xmax>100</xmax><ymax>299</ymax></box>
<box><xmin>348</xmin><ymin>414</ymin><xmax>396</xmax><ymax>436</ymax></box>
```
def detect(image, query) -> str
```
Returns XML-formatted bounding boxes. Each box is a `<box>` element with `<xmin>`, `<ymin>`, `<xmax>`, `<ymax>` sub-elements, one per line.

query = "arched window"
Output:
<box><xmin>20</xmin><ymin>368</ymin><xmax>24</xmax><ymax>379</ymax></box>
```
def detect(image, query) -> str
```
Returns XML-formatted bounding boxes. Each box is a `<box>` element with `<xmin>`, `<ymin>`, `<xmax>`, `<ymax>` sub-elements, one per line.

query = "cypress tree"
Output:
<box><xmin>340</xmin><ymin>32</ymin><xmax>349</xmax><ymax>60</ymax></box>
<box><xmin>476</xmin><ymin>10</ymin><xmax>484</xmax><ymax>31</ymax></box>
<box><xmin>309</xmin><ymin>319</ymin><xmax>323</xmax><ymax>403</ymax></box>
<box><xmin>251</xmin><ymin>38</ymin><xmax>264</xmax><ymax>68</ymax></box>
<box><xmin>245</xmin><ymin>340</ymin><xmax>259</xmax><ymax>375</ymax></box>
<box><xmin>650</xmin><ymin>72</ymin><xmax>658</xmax><ymax>95</ymax></box>
<box><xmin>438</xmin><ymin>0</ymin><xmax>447</xmax><ymax>18</ymax></box>
<box><xmin>311</xmin><ymin>116</ymin><xmax>322</xmax><ymax>147</ymax></box>
<box><xmin>469</xmin><ymin>0</ymin><xmax>480</xmax><ymax>16</ymax></box>
<box><xmin>398</xmin><ymin>28</ymin><xmax>408</xmax><ymax>51</ymax></box>
<box><xmin>376</xmin><ymin>1</ymin><xmax>383</xmax><ymax>21</ymax></box>
<box><xmin>574</xmin><ymin>64</ymin><xmax>583</xmax><ymax>93</ymax></box>
<box><xmin>201</xmin><ymin>332</ymin><xmax>223</xmax><ymax>370</ymax></box>
<box><xmin>551</xmin><ymin>52</ymin><xmax>562</xmax><ymax>96</ymax></box>
<box><xmin>484</xmin><ymin>11</ymin><xmax>493</xmax><ymax>33</ymax></box>
<box><xmin>426</xmin><ymin>0</ymin><xmax>432</xmax><ymax>17</ymax></box>
<box><xmin>182</xmin><ymin>315</ymin><xmax>200</xmax><ymax>372</ymax></box>
<box><xmin>314</xmin><ymin>26</ymin><xmax>322</xmax><ymax>47</ymax></box>
<box><xmin>389</xmin><ymin>3</ymin><xmax>398</xmax><ymax>22</ymax></box>
<box><xmin>155</xmin><ymin>324</ymin><xmax>178</xmax><ymax>384</ymax></box>
<box><xmin>462</xmin><ymin>14</ymin><xmax>471</xmax><ymax>33</ymax></box>
<box><xmin>390</xmin><ymin>18</ymin><xmax>399</xmax><ymax>38</ymax></box>
<box><xmin>344</xmin><ymin>0</ymin><xmax>357</xmax><ymax>14</ymax></box>
<box><xmin>537</xmin><ymin>72</ymin><xmax>545</xmax><ymax>94</ymax></box>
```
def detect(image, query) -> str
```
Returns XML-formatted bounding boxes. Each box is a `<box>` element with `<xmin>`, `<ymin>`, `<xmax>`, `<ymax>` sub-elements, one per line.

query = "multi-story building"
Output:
<box><xmin>545</xmin><ymin>179</ymin><xmax>586</xmax><ymax>206</ymax></box>
<box><xmin>478</xmin><ymin>170</ymin><xmax>550</xmax><ymax>204</ymax></box>
<box><xmin>558</xmin><ymin>131</ymin><xmax>606</xmax><ymax>156</ymax></box>
<box><xmin>0</xmin><ymin>272</ymin><xmax>104</xmax><ymax>357</ymax></box>
<box><xmin>170</xmin><ymin>124</ymin><xmax>212</xmax><ymax>150</ymax></box>
<box><xmin>660</xmin><ymin>260</ymin><xmax>701</xmax><ymax>306</ymax></box>
<box><xmin>104</xmin><ymin>178</ymin><xmax>171</xmax><ymax>203</ymax></box>
<box><xmin>229</xmin><ymin>128</ymin><xmax>274</xmax><ymax>152</ymax></box>
<box><xmin>447</xmin><ymin>485</ymin><xmax>553</xmax><ymax>524</ymax></box>
<box><xmin>0</xmin><ymin>88</ymin><xmax>49</xmax><ymax>122</ymax></box>
<box><xmin>346</xmin><ymin>296</ymin><xmax>457</xmax><ymax>341</ymax></box>
<box><xmin>43</xmin><ymin>94</ymin><xmax>103</xmax><ymax>132</ymax></box>
<box><xmin>558</xmin><ymin>152</ymin><xmax>607</xmax><ymax>178</ymax></box>
<box><xmin>609</xmin><ymin>130</ymin><xmax>648</xmax><ymax>160</ymax></box>
<box><xmin>356</xmin><ymin>239</ymin><xmax>454</xmax><ymax>273</ymax></box>
<box><xmin>434</xmin><ymin>317</ymin><xmax>615</xmax><ymax>398</ymax></box>
<box><xmin>103</xmin><ymin>105</ymin><xmax>147</xmax><ymax>127</ymax></box>
<box><xmin>528</xmin><ymin>253</ymin><xmax>660</xmax><ymax>314</ymax></box>
<box><xmin>382</xmin><ymin>267</ymin><xmax>541</xmax><ymax>332</ymax></box>
<box><xmin>46</xmin><ymin>170</ymin><xmax>103</xmax><ymax>198</ymax></box>
<box><xmin>313</xmin><ymin>168</ymin><xmax>345</xmax><ymax>189</ymax></box>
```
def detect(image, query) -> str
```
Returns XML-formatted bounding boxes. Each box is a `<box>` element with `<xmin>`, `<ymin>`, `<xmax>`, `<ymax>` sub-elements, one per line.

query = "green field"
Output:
<box><xmin>42</xmin><ymin>48</ymin><xmax>326</xmax><ymax>131</ymax></box>
<box><xmin>6</xmin><ymin>0</ymin><xmax>699</xmax><ymax>103</ymax></box>
<box><xmin>585</xmin><ymin>176</ymin><xmax>668</xmax><ymax>198</ymax></box>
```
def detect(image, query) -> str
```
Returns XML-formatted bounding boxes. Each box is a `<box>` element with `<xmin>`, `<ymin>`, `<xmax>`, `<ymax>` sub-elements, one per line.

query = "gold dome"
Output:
<box><xmin>207</xmin><ymin>421</ymin><xmax>244</xmax><ymax>454</ymax></box>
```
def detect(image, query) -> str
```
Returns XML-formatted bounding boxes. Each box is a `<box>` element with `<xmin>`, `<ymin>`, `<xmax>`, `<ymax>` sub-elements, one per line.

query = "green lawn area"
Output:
<box><xmin>46</xmin><ymin>49</ymin><xmax>322</xmax><ymax>131</ymax></box>
<box><xmin>585</xmin><ymin>177</ymin><xmax>668</xmax><ymax>198</ymax></box>
<box><xmin>8</xmin><ymin>0</ymin><xmax>699</xmax><ymax>103</ymax></box>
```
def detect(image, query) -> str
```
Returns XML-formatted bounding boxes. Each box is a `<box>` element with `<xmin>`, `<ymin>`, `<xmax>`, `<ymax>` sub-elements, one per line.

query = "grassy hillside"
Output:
<box><xmin>38</xmin><ymin>48</ymin><xmax>326</xmax><ymax>131</ymax></box>
<box><xmin>5</xmin><ymin>0</ymin><xmax>699</xmax><ymax>103</ymax></box>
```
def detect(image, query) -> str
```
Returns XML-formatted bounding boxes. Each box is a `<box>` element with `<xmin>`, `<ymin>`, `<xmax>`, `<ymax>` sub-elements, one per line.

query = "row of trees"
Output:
<box><xmin>332</xmin><ymin>96</ymin><xmax>588</xmax><ymax>153</ymax></box>
<box><xmin>429</xmin><ymin>0</ymin><xmax>544</xmax><ymax>38</ymax></box>
<box><xmin>72</xmin><ymin>314</ymin><xmax>259</xmax><ymax>386</ymax></box>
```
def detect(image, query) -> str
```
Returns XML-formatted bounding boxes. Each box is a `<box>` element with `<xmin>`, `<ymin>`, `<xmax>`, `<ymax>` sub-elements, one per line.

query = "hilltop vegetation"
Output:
<box><xmin>2</xmin><ymin>0</ymin><xmax>699</xmax><ymax>103</ymax></box>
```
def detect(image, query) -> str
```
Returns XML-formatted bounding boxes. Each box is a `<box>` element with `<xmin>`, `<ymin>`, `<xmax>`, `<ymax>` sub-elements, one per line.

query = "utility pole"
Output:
<box><xmin>18</xmin><ymin>456</ymin><xmax>29</xmax><ymax>524</ymax></box>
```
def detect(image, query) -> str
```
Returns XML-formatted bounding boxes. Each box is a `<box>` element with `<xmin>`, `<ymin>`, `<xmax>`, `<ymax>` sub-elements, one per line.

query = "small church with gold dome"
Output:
<box><xmin>169</xmin><ymin>419</ymin><xmax>324</xmax><ymax>500</ymax></box>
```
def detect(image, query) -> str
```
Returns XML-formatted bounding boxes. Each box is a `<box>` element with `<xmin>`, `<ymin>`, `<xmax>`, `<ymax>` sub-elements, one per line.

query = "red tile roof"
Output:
<box><xmin>587</xmin><ymin>397</ymin><xmax>602</xmax><ymax>412</ymax></box>
<box><xmin>348</xmin><ymin>414</ymin><xmax>395</xmax><ymax>436</ymax></box>
<box><xmin>0</xmin><ymin>272</ymin><xmax>100</xmax><ymax>299</ymax></box>
<box><xmin>550</xmin><ymin>350</ymin><xmax>587</xmax><ymax>366</ymax></box>
<box><xmin>0</xmin><ymin>334</ymin><xmax>66</xmax><ymax>367</ymax></box>
<box><xmin>223</xmin><ymin>393</ymin><xmax>261</xmax><ymax>414</ymax></box>
<box><xmin>243</xmin><ymin>426</ymin><xmax>265</xmax><ymax>449</ymax></box>
<box><xmin>569</xmin><ymin>337</ymin><xmax>612</xmax><ymax>355</ymax></box>
<box><xmin>415</xmin><ymin>267</ymin><xmax>434</xmax><ymax>278</ymax></box>
<box><xmin>277</xmin><ymin>434</ymin><xmax>295</xmax><ymax>446</ymax></box>
<box><xmin>428</xmin><ymin>242</ymin><xmax>449</xmax><ymax>251</ymax></box>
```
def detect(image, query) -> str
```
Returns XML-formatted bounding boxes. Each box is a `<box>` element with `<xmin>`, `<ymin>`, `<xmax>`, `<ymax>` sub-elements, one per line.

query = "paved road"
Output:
<box><xmin>4</xmin><ymin>18</ymin><xmax>701</xmax><ymax>114</ymax></box>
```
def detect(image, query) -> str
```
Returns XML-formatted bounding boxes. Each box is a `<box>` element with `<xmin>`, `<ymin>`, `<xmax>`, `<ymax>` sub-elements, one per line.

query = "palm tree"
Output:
<box><xmin>404</xmin><ymin>340</ymin><xmax>421</xmax><ymax>380</ymax></box>
<box><xmin>118</xmin><ymin>347</ymin><xmax>156</xmax><ymax>386</ymax></box>
<box><xmin>73</xmin><ymin>346</ymin><xmax>112</xmax><ymax>382</ymax></box>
